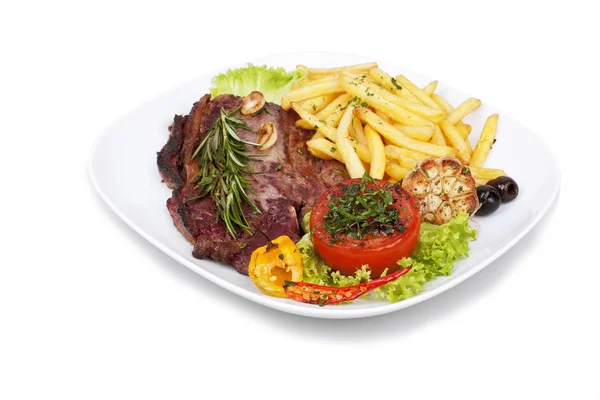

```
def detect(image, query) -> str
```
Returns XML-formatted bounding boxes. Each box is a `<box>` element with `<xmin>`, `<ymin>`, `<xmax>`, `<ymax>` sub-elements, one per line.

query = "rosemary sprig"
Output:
<box><xmin>189</xmin><ymin>106</ymin><xmax>261</xmax><ymax>238</ymax></box>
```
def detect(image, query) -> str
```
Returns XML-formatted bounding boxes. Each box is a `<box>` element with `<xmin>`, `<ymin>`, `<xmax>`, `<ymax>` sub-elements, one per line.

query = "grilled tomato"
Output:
<box><xmin>310</xmin><ymin>176</ymin><xmax>420</xmax><ymax>277</ymax></box>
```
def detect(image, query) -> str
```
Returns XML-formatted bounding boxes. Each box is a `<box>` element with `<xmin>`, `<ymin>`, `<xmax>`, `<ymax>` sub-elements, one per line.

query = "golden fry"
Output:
<box><xmin>475</xmin><ymin>178</ymin><xmax>488</xmax><ymax>186</ymax></box>
<box><xmin>439</xmin><ymin>119</ymin><xmax>472</xmax><ymax>164</ymax></box>
<box><xmin>383</xmin><ymin>145</ymin><xmax>419</xmax><ymax>169</ymax></box>
<box><xmin>364</xmin><ymin>125</ymin><xmax>385</xmax><ymax>179</ymax></box>
<box><xmin>430</xmin><ymin>124</ymin><xmax>447</xmax><ymax>146</ymax></box>
<box><xmin>422</xmin><ymin>80</ymin><xmax>438</xmax><ymax>96</ymax></box>
<box><xmin>281</xmin><ymin>79</ymin><xmax>342</xmax><ymax>110</ymax></box>
<box><xmin>385</xmin><ymin>162</ymin><xmax>410</xmax><ymax>181</ymax></box>
<box><xmin>368</xmin><ymin>68</ymin><xmax>420</xmax><ymax>103</ymax></box>
<box><xmin>352</xmin><ymin>117</ymin><xmax>368</xmax><ymax>146</ymax></box>
<box><xmin>336</xmin><ymin>105</ymin><xmax>366</xmax><ymax>178</ymax></box>
<box><xmin>306</xmin><ymin>138</ymin><xmax>343</xmax><ymax>162</ymax></box>
<box><xmin>312</xmin><ymin>131</ymin><xmax>326</xmax><ymax>140</ymax></box>
<box><xmin>340</xmin><ymin>75</ymin><xmax>433</xmax><ymax>128</ymax></box>
<box><xmin>316</xmin><ymin>93</ymin><xmax>352</xmax><ymax>119</ymax></box>
<box><xmin>447</xmin><ymin>98</ymin><xmax>481</xmax><ymax>125</ymax></box>
<box><xmin>298</xmin><ymin>93</ymin><xmax>341</xmax><ymax>114</ymax></box>
<box><xmin>348</xmin><ymin>117</ymin><xmax>356</xmax><ymax>138</ymax></box>
<box><xmin>307</xmin><ymin>62</ymin><xmax>378</xmax><ymax>78</ymax></box>
<box><xmin>431</xmin><ymin>93</ymin><xmax>455</xmax><ymax>114</ymax></box>
<box><xmin>300</xmin><ymin>74</ymin><xmax>341</xmax><ymax>86</ymax></box>
<box><xmin>390</xmin><ymin>123</ymin><xmax>433</xmax><ymax>141</ymax></box>
<box><xmin>430</xmin><ymin>93</ymin><xmax>472</xmax><ymax>137</ymax></box>
<box><xmin>384</xmin><ymin>145</ymin><xmax>402</xmax><ymax>162</ymax></box>
<box><xmin>355</xmin><ymin>108</ymin><xmax>457</xmax><ymax>158</ymax></box>
<box><xmin>394</xmin><ymin>75</ymin><xmax>442</xmax><ymax>110</ymax></box>
<box><xmin>291</xmin><ymin>102</ymin><xmax>338</xmax><ymax>142</ymax></box>
<box><xmin>470</xmin><ymin>114</ymin><xmax>499</xmax><ymax>167</ymax></box>
<box><xmin>470</xmin><ymin>166</ymin><xmax>506</xmax><ymax>181</ymax></box>
<box><xmin>348</xmin><ymin>137</ymin><xmax>372</xmax><ymax>164</ymax></box>
<box><xmin>456</xmin><ymin>123</ymin><xmax>472</xmax><ymax>139</ymax></box>
<box><xmin>384</xmin><ymin>145</ymin><xmax>427</xmax><ymax>162</ymax></box>
<box><xmin>397</xmin><ymin>155</ymin><xmax>418</xmax><ymax>170</ymax></box>
<box><xmin>375</xmin><ymin>109</ymin><xmax>392</xmax><ymax>124</ymax></box>
<box><xmin>296</xmin><ymin>93</ymin><xmax>352</xmax><ymax>129</ymax></box>
<box><xmin>343</xmin><ymin>71</ymin><xmax>444</xmax><ymax>123</ymax></box>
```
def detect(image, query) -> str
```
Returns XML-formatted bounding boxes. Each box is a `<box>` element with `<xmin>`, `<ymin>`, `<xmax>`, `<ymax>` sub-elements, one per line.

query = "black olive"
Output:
<box><xmin>487</xmin><ymin>176</ymin><xmax>519</xmax><ymax>202</ymax></box>
<box><xmin>476</xmin><ymin>185</ymin><xmax>502</xmax><ymax>216</ymax></box>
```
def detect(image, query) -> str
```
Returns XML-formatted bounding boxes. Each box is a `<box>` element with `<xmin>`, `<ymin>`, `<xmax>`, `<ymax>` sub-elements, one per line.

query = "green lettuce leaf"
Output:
<box><xmin>296</xmin><ymin>212</ymin><xmax>477</xmax><ymax>303</ymax></box>
<box><xmin>300</xmin><ymin>212</ymin><xmax>312</xmax><ymax>235</ymax></box>
<box><xmin>296</xmin><ymin>233</ymin><xmax>332</xmax><ymax>286</ymax></box>
<box><xmin>412</xmin><ymin>212</ymin><xmax>478</xmax><ymax>276</ymax></box>
<box><xmin>209</xmin><ymin>63</ymin><xmax>306</xmax><ymax>104</ymax></box>
<box><xmin>373</xmin><ymin>258</ymin><xmax>429</xmax><ymax>303</ymax></box>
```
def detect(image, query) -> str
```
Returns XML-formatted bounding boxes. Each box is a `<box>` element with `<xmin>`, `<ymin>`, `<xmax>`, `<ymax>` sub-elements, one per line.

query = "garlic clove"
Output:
<box><xmin>257</xmin><ymin>122</ymin><xmax>277</xmax><ymax>151</ymax></box>
<box><xmin>241</xmin><ymin>91</ymin><xmax>266</xmax><ymax>115</ymax></box>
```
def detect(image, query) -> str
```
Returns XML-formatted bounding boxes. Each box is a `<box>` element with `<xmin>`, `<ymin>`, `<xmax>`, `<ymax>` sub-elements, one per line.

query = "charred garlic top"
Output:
<box><xmin>402</xmin><ymin>157</ymin><xmax>480</xmax><ymax>224</ymax></box>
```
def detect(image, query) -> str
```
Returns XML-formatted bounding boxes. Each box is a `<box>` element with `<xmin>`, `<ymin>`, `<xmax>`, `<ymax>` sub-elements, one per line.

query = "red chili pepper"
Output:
<box><xmin>283</xmin><ymin>266</ymin><xmax>412</xmax><ymax>306</ymax></box>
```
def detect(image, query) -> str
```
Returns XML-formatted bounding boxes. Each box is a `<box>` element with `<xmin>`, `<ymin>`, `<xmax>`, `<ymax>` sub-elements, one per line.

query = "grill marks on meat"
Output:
<box><xmin>157</xmin><ymin>94</ymin><xmax>348</xmax><ymax>274</ymax></box>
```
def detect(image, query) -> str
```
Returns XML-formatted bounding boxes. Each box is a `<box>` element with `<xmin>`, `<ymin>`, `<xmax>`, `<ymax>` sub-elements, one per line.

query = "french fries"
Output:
<box><xmin>343</xmin><ymin>71</ymin><xmax>445</xmax><ymax>123</ymax></box>
<box><xmin>340</xmin><ymin>75</ymin><xmax>434</xmax><ymax>128</ymax></box>
<box><xmin>336</xmin><ymin>105</ymin><xmax>365</xmax><ymax>178</ymax></box>
<box><xmin>290</xmin><ymin>102</ymin><xmax>338</xmax><ymax>141</ymax></box>
<box><xmin>447</xmin><ymin>98</ymin><xmax>481</xmax><ymax>125</ymax></box>
<box><xmin>281</xmin><ymin>79</ymin><xmax>343</xmax><ymax>110</ymax></box>
<box><xmin>306</xmin><ymin>138</ymin><xmax>341</xmax><ymax>162</ymax></box>
<box><xmin>384</xmin><ymin>145</ymin><xmax>427</xmax><ymax>162</ymax></box>
<box><xmin>364</xmin><ymin>125</ymin><xmax>385</xmax><ymax>179</ymax></box>
<box><xmin>285</xmin><ymin>63</ymin><xmax>507</xmax><ymax>186</ymax></box>
<box><xmin>392</xmin><ymin>123</ymin><xmax>434</xmax><ymax>141</ymax></box>
<box><xmin>355</xmin><ymin>108</ymin><xmax>457</xmax><ymax>158</ymax></box>
<box><xmin>456</xmin><ymin>123</ymin><xmax>472</xmax><ymax>139</ymax></box>
<box><xmin>348</xmin><ymin>138</ymin><xmax>372</xmax><ymax>164</ymax></box>
<box><xmin>352</xmin><ymin>117</ymin><xmax>368</xmax><ymax>146</ymax></box>
<box><xmin>298</xmin><ymin>93</ymin><xmax>341</xmax><ymax>114</ymax></box>
<box><xmin>394</xmin><ymin>75</ymin><xmax>442</xmax><ymax>111</ymax></box>
<box><xmin>439</xmin><ymin>119</ymin><xmax>472</xmax><ymax>164</ymax></box>
<box><xmin>431</xmin><ymin>93</ymin><xmax>472</xmax><ymax>138</ymax></box>
<box><xmin>422</xmin><ymin>81</ymin><xmax>438</xmax><ymax>96</ymax></box>
<box><xmin>471</xmin><ymin>114</ymin><xmax>499</xmax><ymax>167</ymax></box>
<box><xmin>431</xmin><ymin>93</ymin><xmax>455</xmax><ymax>114</ymax></box>
<box><xmin>307</xmin><ymin>62</ymin><xmax>378</xmax><ymax>78</ymax></box>
<box><xmin>296</xmin><ymin>93</ymin><xmax>352</xmax><ymax>130</ymax></box>
<box><xmin>430</xmin><ymin>124</ymin><xmax>447</xmax><ymax>146</ymax></box>
<box><xmin>475</xmin><ymin>178</ymin><xmax>488</xmax><ymax>186</ymax></box>
<box><xmin>470</xmin><ymin>166</ymin><xmax>506</xmax><ymax>181</ymax></box>
<box><xmin>368</xmin><ymin>68</ymin><xmax>420</xmax><ymax>103</ymax></box>
<box><xmin>385</xmin><ymin>162</ymin><xmax>410</xmax><ymax>181</ymax></box>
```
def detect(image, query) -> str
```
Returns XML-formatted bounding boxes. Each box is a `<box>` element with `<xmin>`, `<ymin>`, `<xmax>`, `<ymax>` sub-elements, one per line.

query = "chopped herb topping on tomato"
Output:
<box><xmin>324</xmin><ymin>174</ymin><xmax>405</xmax><ymax>241</ymax></box>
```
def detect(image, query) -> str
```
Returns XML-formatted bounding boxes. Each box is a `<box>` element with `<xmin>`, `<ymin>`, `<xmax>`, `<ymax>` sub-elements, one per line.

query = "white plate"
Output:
<box><xmin>88</xmin><ymin>51</ymin><xmax>560</xmax><ymax>319</ymax></box>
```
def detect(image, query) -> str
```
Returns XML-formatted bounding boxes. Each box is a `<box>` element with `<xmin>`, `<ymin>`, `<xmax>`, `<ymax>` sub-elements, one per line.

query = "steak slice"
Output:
<box><xmin>157</xmin><ymin>114</ymin><xmax>186</xmax><ymax>189</ymax></box>
<box><xmin>157</xmin><ymin>94</ymin><xmax>348</xmax><ymax>274</ymax></box>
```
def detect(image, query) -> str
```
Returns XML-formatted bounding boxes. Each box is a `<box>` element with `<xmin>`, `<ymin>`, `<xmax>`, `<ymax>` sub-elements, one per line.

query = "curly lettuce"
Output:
<box><xmin>209</xmin><ymin>63</ymin><xmax>306</xmax><ymax>104</ymax></box>
<box><xmin>412</xmin><ymin>212</ymin><xmax>477</xmax><ymax>276</ymax></box>
<box><xmin>296</xmin><ymin>212</ymin><xmax>477</xmax><ymax>303</ymax></box>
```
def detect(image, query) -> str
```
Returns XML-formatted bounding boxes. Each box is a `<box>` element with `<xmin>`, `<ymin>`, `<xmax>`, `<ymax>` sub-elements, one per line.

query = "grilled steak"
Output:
<box><xmin>157</xmin><ymin>94</ymin><xmax>348</xmax><ymax>274</ymax></box>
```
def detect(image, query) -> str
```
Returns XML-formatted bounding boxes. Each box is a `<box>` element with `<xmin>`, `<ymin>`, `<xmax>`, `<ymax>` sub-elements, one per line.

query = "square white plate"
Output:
<box><xmin>88</xmin><ymin>52</ymin><xmax>560</xmax><ymax>319</ymax></box>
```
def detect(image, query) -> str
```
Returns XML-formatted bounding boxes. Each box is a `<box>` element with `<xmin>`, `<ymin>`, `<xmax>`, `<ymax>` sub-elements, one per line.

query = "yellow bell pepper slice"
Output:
<box><xmin>248</xmin><ymin>236</ymin><xmax>304</xmax><ymax>298</ymax></box>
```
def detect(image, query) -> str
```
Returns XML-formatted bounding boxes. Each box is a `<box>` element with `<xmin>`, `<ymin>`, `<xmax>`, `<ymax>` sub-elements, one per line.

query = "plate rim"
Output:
<box><xmin>87</xmin><ymin>50</ymin><xmax>561</xmax><ymax>319</ymax></box>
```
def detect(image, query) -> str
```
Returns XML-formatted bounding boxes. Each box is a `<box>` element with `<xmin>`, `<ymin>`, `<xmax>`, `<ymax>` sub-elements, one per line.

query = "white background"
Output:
<box><xmin>1</xmin><ymin>1</ymin><xmax>598</xmax><ymax>399</ymax></box>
